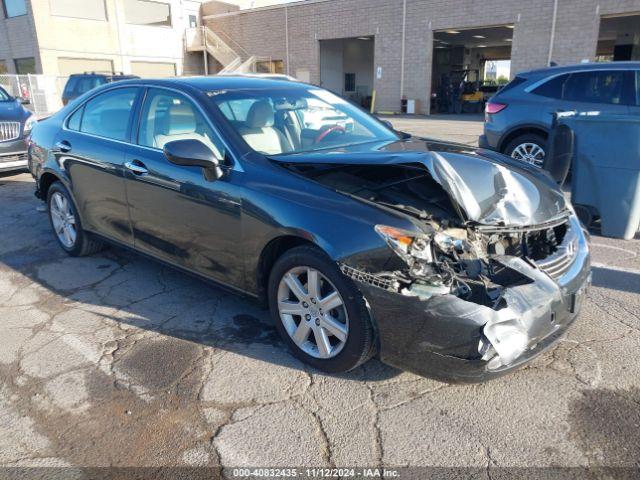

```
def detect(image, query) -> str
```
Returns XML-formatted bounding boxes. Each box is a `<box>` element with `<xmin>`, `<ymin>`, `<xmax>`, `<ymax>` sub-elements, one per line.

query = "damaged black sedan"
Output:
<box><xmin>29</xmin><ymin>77</ymin><xmax>591</xmax><ymax>383</ymax></box>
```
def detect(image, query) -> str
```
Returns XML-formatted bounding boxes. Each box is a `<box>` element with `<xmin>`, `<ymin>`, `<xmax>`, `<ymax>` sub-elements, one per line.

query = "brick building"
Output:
<box><xmin>0</xmin><ymin>0</ymin><xmax>208</xmax><ymax>77</ymax></box>
<box><xmin>201</xmin><ymin>0</ymin><xmax>640</xmax><ymax>114</ymax></box>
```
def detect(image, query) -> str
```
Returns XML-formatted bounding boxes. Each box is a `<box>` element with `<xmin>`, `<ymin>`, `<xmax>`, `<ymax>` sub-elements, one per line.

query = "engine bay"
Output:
<box><xmin>281</xmin><ymin>161</ymin><xmax>574</xmax><ymax>310</ymax></box>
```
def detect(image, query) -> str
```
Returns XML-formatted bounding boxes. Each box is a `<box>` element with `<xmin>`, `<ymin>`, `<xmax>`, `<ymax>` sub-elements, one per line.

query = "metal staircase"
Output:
<box><xmin>185</xmin><ymin>26</ymin><xmax>271</xmax><ymax>74</ymax></box>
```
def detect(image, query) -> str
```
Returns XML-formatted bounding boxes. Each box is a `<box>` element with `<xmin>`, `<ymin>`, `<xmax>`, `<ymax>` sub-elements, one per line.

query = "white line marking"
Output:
<box><xmin>591</xmin><ymin>243</ymin><xmax>638</xmax><ymax>258</ymax></box>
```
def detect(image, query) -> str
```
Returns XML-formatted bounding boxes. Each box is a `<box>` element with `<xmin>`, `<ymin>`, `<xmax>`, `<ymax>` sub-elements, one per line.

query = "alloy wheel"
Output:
<box><xmin>277</xmin><ymin>266</ymin><xmax>349</xmax><ymax>359</ymax></box>
<box><xmin>50</xmin><ymin>192</ymin><xmax>77</xmax><ymax>248</ymax></box>
<box><xmin>511</xmin><ymin>142</ymin><xmax>545</xmax><ymax>168</ymax></box>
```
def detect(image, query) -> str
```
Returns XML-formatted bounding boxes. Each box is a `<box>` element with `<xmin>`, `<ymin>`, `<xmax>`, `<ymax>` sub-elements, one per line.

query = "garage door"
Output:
<box><xmin>58</xmin><ymin>58</ymin><xmax>114</xmax><ymax>76</ymax></box>
<box><xmin>130</xmin><ymin>62</ymin><xmax>176</xmax><ymax>78</ymax></box>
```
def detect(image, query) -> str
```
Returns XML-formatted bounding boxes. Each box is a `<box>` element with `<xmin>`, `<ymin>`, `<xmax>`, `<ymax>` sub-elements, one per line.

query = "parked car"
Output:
<box><xmin>0</xmin><ymin>86</ymin><xmax>37</xmax><ymax>173</ymax></box>
<box><xmin>61</xmin><ymin>72</ymin><xmax>139</xmax><ymax>106</ymax></box>
<box><xmin>29</xmin><ymin>77</ymin><xmax>591</xmax><ymax>383</ymax></box>
<box><xmin>480</xmin><ymin>61</ymin><xmax>640</xmax><ymax>166</ymax></box>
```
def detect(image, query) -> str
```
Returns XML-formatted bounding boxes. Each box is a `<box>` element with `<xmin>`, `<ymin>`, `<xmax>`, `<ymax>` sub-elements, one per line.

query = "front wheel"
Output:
<box><xmin>505</xmin><ymin>134</ymin><xmax>547</xmax><ymax>168</ymax></box>
<box><xmin>268</xmin><ymin>246</ymin><xmax>375</xmax><ymax>373</ymax></box>
<box><xmin>47</xmin><ymin>181</ymin><xmax>104</xmax><ymax>257</ymax></box>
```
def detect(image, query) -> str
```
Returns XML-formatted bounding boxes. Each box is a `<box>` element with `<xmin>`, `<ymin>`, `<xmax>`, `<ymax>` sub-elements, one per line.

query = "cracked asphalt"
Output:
<box><xmin>1</xmin><ymin>116</ymin><xmax>640</xmax><ymax>476</ymax></box>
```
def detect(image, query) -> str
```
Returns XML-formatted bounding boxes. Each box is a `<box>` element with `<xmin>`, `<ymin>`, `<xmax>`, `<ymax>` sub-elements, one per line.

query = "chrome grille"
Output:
<box><xmin>0</xmin><ymin>152</ymin><xmax>28</xmax><ymax>164</ymax></box>
<box><xmin>0</xmin><ymin>122</ymin><xmax>21</xmax><ymax>142</ymax></box>
<box><xmin>534</xmin><ymin>223</ymin><xmax>579</xmax><ymax>280</ymax></box>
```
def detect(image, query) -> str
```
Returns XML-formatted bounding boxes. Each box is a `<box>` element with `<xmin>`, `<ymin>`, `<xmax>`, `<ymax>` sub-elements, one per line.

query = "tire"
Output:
<box><xmin>268</xmin><ymin>245</ymin><xmax>375</xmax><ymax>373</ymax></box>
<box><xmin>47</xmin><ymin>181</ymin><xmax>104</xmax><ymax>257</ymax></box>
<box><xmin>504</xmin><ymin>133</ymin><xmax>547</xmax><ymax>168</ymax></box>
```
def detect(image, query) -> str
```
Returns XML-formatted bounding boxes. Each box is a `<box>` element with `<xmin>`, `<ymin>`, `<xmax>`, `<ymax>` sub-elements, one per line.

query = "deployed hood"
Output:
<box><xmin>272</xmin><ymin>137</ymin><xmax>569</xmax><ymax>227</ymax></box>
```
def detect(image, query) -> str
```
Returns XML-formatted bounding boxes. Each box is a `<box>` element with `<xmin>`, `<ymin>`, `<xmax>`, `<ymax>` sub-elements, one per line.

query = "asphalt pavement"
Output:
<box><xmin>1</xmin><ymin>115</ymin><xmax>639</xmax><ymax>477</ymax></box>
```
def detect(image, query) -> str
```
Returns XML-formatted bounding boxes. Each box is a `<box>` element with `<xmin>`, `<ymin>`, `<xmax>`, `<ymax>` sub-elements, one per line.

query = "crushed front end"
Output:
<box><xmin>277</xmin><ymin>151</ymin><xmax>591</xmax><ymax>382</ymax></box>
<box><xmin>341</xmin><ymin>214</ymin><xmax>591</xmax><ymax>383</ymax></box>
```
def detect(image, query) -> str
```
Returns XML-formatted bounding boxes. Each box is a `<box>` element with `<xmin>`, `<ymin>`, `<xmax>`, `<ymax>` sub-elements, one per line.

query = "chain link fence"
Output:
<box><xmin>0</xmin><ymin>74</ymin><xmax>68</xmax><ymax>118</ymax></box>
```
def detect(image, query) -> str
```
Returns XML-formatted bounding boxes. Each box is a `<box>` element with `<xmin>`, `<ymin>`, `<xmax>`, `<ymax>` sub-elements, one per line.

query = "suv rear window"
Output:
<box><xmin>532</xmin><ymin>74</ymin><xmax>570</xmax><ymax>99</ymax></box>
<box><xmin>499</xmin><ymin>76</ymin><xmax>527</xmax><ymax>94</ymax></box>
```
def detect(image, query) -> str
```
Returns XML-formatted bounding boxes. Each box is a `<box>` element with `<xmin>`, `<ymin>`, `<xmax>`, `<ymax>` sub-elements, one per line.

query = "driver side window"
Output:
<box><xmin>138</xmin><ymin>88</ymin><xmax>224</xmax><ymax>159</ymax></box>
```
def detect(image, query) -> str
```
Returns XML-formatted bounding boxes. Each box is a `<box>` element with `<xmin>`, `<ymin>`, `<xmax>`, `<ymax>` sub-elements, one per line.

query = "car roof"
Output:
<box><xmin>68</xmin><ymin>72</ymin><xmax>135</xmax><ymax>78</ymax></box>
<box><xmin>113</xmin><ymin>75</ymin><xmax>309</xmax><ymax>92</ymax></box>
<box><xmin>519</xmin><ymin>61</ymin><xmax>640</xmax><ymax>79</ymax></box>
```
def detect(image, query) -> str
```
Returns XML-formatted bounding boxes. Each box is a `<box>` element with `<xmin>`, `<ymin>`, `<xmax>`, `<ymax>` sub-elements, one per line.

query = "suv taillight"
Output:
<box><xmin>485</xmin><ymin>102</ymin><xmax>507</xmax><ymax>115</ymax></box>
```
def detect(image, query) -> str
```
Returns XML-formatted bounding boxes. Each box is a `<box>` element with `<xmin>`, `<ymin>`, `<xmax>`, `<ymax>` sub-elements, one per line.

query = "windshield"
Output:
<box><xmin>0</xmin><ymin>87</ymin><xmax>12</xmax><ymax>102</ymax></box>
<box><xmin>209</xmin><ymin>87</ymin><xmax>398</xmax><ymax>155</ymax></box>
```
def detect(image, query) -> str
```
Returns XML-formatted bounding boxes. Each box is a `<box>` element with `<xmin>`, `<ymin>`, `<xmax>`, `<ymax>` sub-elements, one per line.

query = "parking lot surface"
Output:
<box><xmin>1</xmin><ymin>116</ymin><xmax>640</xmax><ymax>475</ymax></box>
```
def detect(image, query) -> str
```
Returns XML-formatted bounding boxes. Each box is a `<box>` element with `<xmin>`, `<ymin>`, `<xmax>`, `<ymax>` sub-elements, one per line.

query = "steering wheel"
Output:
<box><xmin>314</xmin><ymin>125</ymin><xmax>347</xmax><ymax>144</ymax></box>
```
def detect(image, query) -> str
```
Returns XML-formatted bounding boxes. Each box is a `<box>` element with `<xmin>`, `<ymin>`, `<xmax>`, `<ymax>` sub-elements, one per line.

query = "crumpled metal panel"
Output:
<box><xmin>272</xmin><ymin>137</ymin><xmax>570</xmax><ymax>227</ymax></box>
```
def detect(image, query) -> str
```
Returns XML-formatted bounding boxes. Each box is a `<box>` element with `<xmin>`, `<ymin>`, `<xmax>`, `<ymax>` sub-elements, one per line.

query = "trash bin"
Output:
<box><xmin>557</xmin><ymin>112</ymin><xmax>640</xmax><ymax>240</ymax></box>
<box><xmin>544</xmin><ymin>112</ymin><xmax>574</xmax><ymax>185</ymax></box>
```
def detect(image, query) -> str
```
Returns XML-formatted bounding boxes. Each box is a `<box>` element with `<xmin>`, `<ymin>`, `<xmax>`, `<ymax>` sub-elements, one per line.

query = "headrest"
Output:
<box><xmin>165</xmin><ymin>103</ymin><xmax>197</xmax><ymax>135</ymax></box>
<box><xmin>245</xmin><ymin>101</ymin><xmax>275</xmax><ymax>129</ymax></box>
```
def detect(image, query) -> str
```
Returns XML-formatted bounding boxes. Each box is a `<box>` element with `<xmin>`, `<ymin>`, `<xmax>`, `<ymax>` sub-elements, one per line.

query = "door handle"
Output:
<box><xmin>55</xmin><ymin>140</ymin><xmax>72</xmax><ymax>153</ymax></box>
<box><xmin>125</xmin><ymin>160</ymin><xmax>149</xmax><ymax>176</ymax></box>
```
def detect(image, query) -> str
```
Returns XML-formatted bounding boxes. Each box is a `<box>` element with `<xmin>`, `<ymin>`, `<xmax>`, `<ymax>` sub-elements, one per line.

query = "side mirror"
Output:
<box><xmin>380</xmin><ymin>119</ymin><xmax>394</xmax><ymax>130</ymax></box>
<box><xmin>163</xmin><ymin>139</ymin><xmax>224</xmax><ymax>181</ymax></box>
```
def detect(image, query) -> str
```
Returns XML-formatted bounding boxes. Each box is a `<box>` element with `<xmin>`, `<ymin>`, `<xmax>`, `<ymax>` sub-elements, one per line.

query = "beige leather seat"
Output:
<box><xmin>239</xmin><ymin>101</ymin><xmax>292</xmax><ymax>155</ymax></box>
<box><xmin>154</xmin><ymin>103</ymin><xmax>221</xmax><ymax>157</ymax></box>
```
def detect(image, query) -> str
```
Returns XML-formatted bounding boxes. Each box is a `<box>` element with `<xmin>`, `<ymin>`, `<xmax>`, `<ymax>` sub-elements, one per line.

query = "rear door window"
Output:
<box><xmin>532</xmin><ymin>74</ymin><xmax>570</xmax><ymax>99</ymax></box>
<box><xmin>80</xmin><ymin>87</ymin><xmax>138</xmax><ymax>141</ymax></box>
<box><xmin>563</xmin><ymin>71</ymin><xmax>629</xmax><ymax>105</ymax></box>
<box><xmin>67</xmin><ymin>107</ymin><xmax>83</xmax><ymax>131</ymax></box>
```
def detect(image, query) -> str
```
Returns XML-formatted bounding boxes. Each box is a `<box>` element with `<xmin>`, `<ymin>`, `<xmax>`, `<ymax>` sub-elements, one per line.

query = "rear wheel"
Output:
<box><xmin>505</xmin><ymin>134</ymin><xmax>547</xmax><ymax>168</ymax></box>
<box><xmin>268</xmin><ymin>246</ymin><xmax>375</xmax><ymax>373</ymax></box>
<box><xmin>47</xmin><ymin>182</ymin><xmax>104</xmax><ymax>257</ymax></box>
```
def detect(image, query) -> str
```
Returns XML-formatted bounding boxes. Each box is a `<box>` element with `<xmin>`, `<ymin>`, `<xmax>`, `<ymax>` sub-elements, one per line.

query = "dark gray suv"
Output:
<box><xmin>480</xmin><ymin>62</ymin><xmax>640</xmax><ymax>166</ymax></box>
<box><xmin>0</xmin><ymin>86</ymin><xmax>37</xmax><ymax>173</ymax></box>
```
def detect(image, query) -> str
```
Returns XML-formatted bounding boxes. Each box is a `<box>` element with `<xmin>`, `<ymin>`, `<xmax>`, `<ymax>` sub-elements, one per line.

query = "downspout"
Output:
<box><xmin>285</xmin><ymin>6</ymin><xmax>290</xmax><ymax>76</ymax></box>
<box><xmin>547</xmin><ymin>0</ymin><xmax>559</xmax><ymax>66</ymax></box>
<box><xmin>399</xmin><ymin>0</ymin><xmax>407</xmax><ymax>100</ymax></box>
<box><xmin>113</xmin><ymin>0</ymin><xmax>126</xmax><ymax>74</ymax></box>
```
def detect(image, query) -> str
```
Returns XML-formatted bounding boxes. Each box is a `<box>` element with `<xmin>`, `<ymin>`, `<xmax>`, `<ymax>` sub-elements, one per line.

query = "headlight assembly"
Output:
<box><xmin>375</xmin><ymin>225</ymin><xmax>474</xmax><ymax>265</ymax></box>
<box><xmin>374</xmin><ymin>225</ymin><xmax>434</xmax><ymax>263</ymax></box>
<box><xmin>24</xmin><ymin>115</ymin><xmax>38</xmax><ymax>134</ymax></box>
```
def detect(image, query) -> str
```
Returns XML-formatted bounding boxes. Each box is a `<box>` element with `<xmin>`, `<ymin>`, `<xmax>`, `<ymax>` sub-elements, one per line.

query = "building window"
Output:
<box><xmin>124</xmin><ymin>0</ymin><xmax>171</xmax><ymax>27</ymax></box>
<box><xmin>345</xmin><ymin>73</ymin><xmax>356</xmax><ymax>92</ymax></box>
<box><xmin>14</xmin><ymin>57</ymin><xmax>36</xmax><ymax>74</ymax></box>
<box><xmin>255</xmin><ymin>60</ymin><xmax>284</xmax><ymax>75</ymax></box>
<box><xmin>2</xmin><ymin>0</ymin><xmax>27</xmax><ymax>18</ymax></box>
<box><xmin>188</xmin><ymin>14</ymin><xmax>197</xmax><ymax>28</ymax></box>
<box><xmin>0</xmin><ymin>60</ymin><xmax>7</xmax><ymax>74</ymax></box>
<box><xmin>50</xmin><ymin>0</ymin><xmax>107</xmax><ymax>21</ymax></box>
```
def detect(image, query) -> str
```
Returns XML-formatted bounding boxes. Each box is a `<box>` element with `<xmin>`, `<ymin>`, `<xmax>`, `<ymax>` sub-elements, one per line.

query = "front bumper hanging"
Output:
<box><xmin>345</xmin><ymin>218</ymin><xmax>591</xmax><ymax>383</ymax></box>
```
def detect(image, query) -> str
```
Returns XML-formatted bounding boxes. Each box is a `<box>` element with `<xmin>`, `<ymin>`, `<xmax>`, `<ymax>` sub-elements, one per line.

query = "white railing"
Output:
<box><xmin>204</xmin><ymin>27</ymin><xmax>241</xmax><ymax>66</ymax></box>
<box><xmin>215</xmin><ymin>29</ymin><xmax>251</xmax><ymax>60</ymax></box>
<box><xmin>219</xmin><ymin>57</ymin><xmax>243</xmax><ymax>74</ymax></box>
<box><xmin>0</xmin><ymin>74</ymin><xmax>67</xmax><ymax>117</ymax></box>
<box><xmin>185</xmin><ymin>27</ymin><xmax>242</xmax><ymax>68</ymax></box>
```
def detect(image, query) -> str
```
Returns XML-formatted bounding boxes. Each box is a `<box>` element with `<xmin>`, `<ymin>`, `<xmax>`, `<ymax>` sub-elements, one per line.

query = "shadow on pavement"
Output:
<box><xmin>0</xmin><ymin>176</ymin><xmax>402</xmax><ymax>384</ymax></box>
<box><xmin>591</xmin><ymin>266</ymin><xmax>640</xmax><ymax>294</ymax></box>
